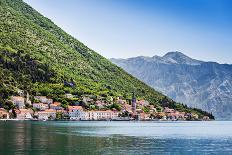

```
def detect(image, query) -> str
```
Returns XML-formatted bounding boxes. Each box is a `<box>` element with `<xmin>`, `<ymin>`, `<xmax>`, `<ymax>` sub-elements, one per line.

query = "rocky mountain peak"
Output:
<box><xmin>161</xmin><ymin>51</ymin><xmax>203</xmax><ymax>65</ymax></box>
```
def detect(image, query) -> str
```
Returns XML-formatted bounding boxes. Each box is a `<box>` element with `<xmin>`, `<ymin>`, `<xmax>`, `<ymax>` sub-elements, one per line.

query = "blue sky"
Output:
<box><xmin>24</xmin><ymin>0</ymin><xmax>232</xmax><ymax>64</ymax></box>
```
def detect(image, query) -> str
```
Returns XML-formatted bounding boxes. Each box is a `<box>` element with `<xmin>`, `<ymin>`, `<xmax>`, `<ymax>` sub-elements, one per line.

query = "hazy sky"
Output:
<box><xmin>24</xmin><ymin>0</ymin><xmax>232</xmax><ymax>64</ymax></box>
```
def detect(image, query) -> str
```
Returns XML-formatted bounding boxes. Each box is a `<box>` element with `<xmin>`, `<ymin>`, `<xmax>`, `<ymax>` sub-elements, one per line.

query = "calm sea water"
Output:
<box><xmin>0</xmin><ymin>121</ymin><xmax>232</xmax><ymax>155</ymax></box>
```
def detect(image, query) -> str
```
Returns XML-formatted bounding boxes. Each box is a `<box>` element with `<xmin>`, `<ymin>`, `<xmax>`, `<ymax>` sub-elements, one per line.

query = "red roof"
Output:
<box><xmin>38</xmin><ymin>109</ymin><xmax>56</xmax><ymax>114</ymax></box>
<box><xmin>68</xmin><ymin>106</ymin><xmax>83</xmax><ymax>111</ymax></box>
<box><xmin>53</xmin><ymin>102</ymin><xmax>61</xmax><ymax>106</ymax></box>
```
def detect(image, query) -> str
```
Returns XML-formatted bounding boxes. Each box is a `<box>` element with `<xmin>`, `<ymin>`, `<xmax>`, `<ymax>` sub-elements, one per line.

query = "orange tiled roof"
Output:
<box><xmin>50</xmin><ymin>104</ymin><xmax>59</xmax><ymax>107</ymax></box>
<box><xmin>19</xmin><ymin>109</ymin><xmax>31</xmax><ymax>113</ymax></box>
<box><xmin>38</xmin><ymin>109</ymin><xmax>56</xmax><ymax>113</ymax></box>
<box><xmin>11</xmin><ymin>96</ymin><xmax>24</xmax><ymax>100</ymax></box>
<box><xmin>45</xmin><ymin>109</ymin><xmax>56</xmax><ymax>112</ymax></box>
<box><xmin>0</xmin><ymin>108</ymin><xmax>8</xmax><ymax>113</ymax></box>
<box><xmin>53</xmin><ymin>102</ymin><xmax>61</xmax><ymax>106</ymax></box>
<box><xmin>68</xmin><ymin>106</ymin><xmax>83</xmax><ymax>111</ymax></box>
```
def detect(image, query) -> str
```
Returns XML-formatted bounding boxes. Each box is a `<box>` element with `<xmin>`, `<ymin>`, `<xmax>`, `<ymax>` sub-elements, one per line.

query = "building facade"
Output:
<box><xmin>0</xmin><ymin>108</ymin><xmax>9</xmax><ymax>119</ymax></box>
<box><xmin>11</xmin><ymin>96</ymin><xmax>25</xmax><ymax>109</ymax></box>
<box><xmin>38</xmin><ymin>109</ymin><xmax>56</xmax><ymax>120</ymax></box>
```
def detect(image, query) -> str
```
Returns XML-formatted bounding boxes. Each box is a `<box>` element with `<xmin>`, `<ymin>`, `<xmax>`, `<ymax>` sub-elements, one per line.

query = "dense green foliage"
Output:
<box><xmin>0</xmin><ymin>0</ymin><xmax>214</xmax><ymax>119</ymax></box>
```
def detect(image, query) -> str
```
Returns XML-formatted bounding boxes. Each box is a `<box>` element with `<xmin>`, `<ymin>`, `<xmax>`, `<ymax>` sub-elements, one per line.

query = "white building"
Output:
<box><xmin>11</xmin><ymin>96</ymin><xmax>25</xmax><ymax>109</ymax></box>
<box><xmin>68</xmin><ymin>106</ymin><xmax>85</xmax><ymax>120</ymax></box>
<box><xmin>34</xmin><ymin>96</ymin><xmax>53</xmax><ymax>104</ymax></box>
<box><xmin>38</xmin><ymin>109</ymin><xmax>56</xmax><ymax>120</ymax></box>
<box><xmin>15</xmin><ymin>109</ymin><xmax>33</xmax><ymax>120</ymax></box>
<box><xmin>87</xmin><ymin>110</ymin><xmax>119</xmax><ymax>120</ymax></box>
<box><xmin>33</xmin><ymin>103</ymin><xmax>49</xmax><ymax>111</ymax></box>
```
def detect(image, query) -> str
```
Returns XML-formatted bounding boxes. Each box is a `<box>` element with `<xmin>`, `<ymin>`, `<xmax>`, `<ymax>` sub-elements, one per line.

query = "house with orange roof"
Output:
<box><xmin>0</xmin><ymin>108</ymin><xmax>9</xmax><ymax>119</ymax></box>
<box><xmin>50</xmin><ymin>102</ymin><xmax>63</xmax><ymax>110</ymax></box>
<box><xmin>53</xmin><ymin>102</ymin><xmax>61</xmax><ymax>106</ymax></box>
<box><xmin>11</xmin><ymin>96</ymin><xmax>25</xmax><ymax>109</ymax></box>
<box><xmin>137</xmin><ymin>112</ymin><xmax>151</xmax><ymax>120</ymax></box>
<box><xmin>166</xmin><ymin>111</ymin><xmax>185</xmax><ymax>120</ymax></box>
<box><xmin>68</xmin><ymin>106</ymin><xmax>85</xmax><ymax>120</ymax></box>
<box><xmin>15</xmin><ymin>109</ymin><xmax>33</xmax><ymax>120</ymax></box>
<box><xmin>68</xmin><ymin>106</ymin><xmax>83</xmax><ymax>111</ymax></box>
<box><xmin>38</xmin><ymin>109</ymin><xmax>56</xmax><ymax>120</ymax></box>
<box><xmin>33</xmin><ymin>103</ymin><xmax>49</xmax><ymax>111</ymax></box>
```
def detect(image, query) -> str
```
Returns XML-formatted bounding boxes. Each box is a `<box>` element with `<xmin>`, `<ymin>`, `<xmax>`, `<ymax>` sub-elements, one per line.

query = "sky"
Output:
<box><xmin>23</xmin><ymin>0</ymin><xmax>232</xmax><ymax>64</ymax></box>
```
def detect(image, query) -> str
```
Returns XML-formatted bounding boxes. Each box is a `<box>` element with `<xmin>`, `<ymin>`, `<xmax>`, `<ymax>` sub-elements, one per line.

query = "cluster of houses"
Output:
<box><xmin>5</xmin><ymin>95</ymin><xmax>121</xmax><ymax>121</ymax></box>
<box><xmin>0</xmin><ymin>94</ymin><xmax>210</xmax><ymax>121</ymax></box>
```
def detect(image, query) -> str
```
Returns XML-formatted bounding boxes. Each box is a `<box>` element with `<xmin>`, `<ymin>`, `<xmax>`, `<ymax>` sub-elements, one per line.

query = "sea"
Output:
<box><xmin>0</xmin><ymin>121</ymin><xmax>232</xmax><ymax>155</ymax></box>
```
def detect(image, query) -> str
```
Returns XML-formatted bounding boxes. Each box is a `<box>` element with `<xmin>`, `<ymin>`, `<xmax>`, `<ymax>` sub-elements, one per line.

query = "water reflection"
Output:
<box><xmin>0</xmin><ymin>121</ymin><xmax>232</xmax><ymax>154</ymax></box>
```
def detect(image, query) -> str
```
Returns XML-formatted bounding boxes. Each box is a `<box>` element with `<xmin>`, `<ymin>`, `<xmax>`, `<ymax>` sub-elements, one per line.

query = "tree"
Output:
<box><xmin>61</xmin><ymin>99</ymin><xmax>69</xmax><ymax>109</ymax></box>
<box><xmin>56</xmin><ymin>112</ymin><xmax>63</xmax><ymax>120</ymax></box>
<box><xmin>109</xmin><ymin>103</ymin><xmax>121</xmax><ymax>111</ymax></box>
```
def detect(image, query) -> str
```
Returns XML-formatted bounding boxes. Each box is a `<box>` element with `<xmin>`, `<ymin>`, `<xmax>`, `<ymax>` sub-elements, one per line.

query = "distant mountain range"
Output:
<box><xmin>111</xmin><ymin>52</ymin><xmax>232</xmax><ymax>120</ymax></box>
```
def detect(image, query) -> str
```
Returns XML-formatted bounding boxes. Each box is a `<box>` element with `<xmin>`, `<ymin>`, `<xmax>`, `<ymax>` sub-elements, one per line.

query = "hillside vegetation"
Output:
<box><xmin>0</xmin><ymin>0</ymin><xmax>213</xmax><ymax>119</ymax></box>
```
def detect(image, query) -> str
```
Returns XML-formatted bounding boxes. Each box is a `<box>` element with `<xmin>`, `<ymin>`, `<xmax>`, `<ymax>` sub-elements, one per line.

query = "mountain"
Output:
<box><xmin>0</xmin><ymin>0</ymin><xmax>213</xmax><ymax>118</ymax></box>
<box><xmin>111</xmin><ymin>52</ymin><xmax>232</xmax><ymax>120</ymax></box>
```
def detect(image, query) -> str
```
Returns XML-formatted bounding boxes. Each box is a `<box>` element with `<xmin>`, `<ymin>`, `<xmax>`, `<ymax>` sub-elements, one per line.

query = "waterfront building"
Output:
<box><xmin>203</xmin><ymin>116</ymin><xmax>210</xmax><ymax>121</ymax></box>
<box><xmin>68</xmin><ymin>106</ymin><xmax>85</xmax><ymax>120</ymax></box>
<box><xmin>87</xmin><ymin>110</ymin><xmax>119</xmax><ymax>120</ymax></box>
<box><xmin>15</xmin><ymin>109</ymin><xmax>33</xmax><ymax>120</ymax></box>
<box><xmin>166</xmin><ymin>111</ymin><xmax>185</xmax><ymax>120</ymax></box>
<box><xmin>38</xmin><ymin>109</ymin><xmax>56</xmax><ymax>120</ymax></box>
<box><xmin>137</xmin><ymin>112</ymin><xmax>151</xmax><ymax>120</ymax></box>
<box><xmin>0</xmin><ymin>108</ymin><xmax>9</xmax><ymax>119</ymax></box>
<box><xmin>192</xmin><ymin>113</ymin><xmax>199</xmax><ymax>120</ymax></box>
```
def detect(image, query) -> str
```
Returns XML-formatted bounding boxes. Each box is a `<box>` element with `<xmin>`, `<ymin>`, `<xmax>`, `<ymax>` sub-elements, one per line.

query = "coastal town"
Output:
<box><xmin>0</xmin><ymin>90</ymin><xmax>211</xmax><ymax>121</ymax></box>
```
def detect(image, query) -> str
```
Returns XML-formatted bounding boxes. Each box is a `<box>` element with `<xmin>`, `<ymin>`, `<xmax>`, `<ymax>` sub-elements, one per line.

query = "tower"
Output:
<box><xmin>132</xmin><ymin>91</ymin><xmax>136</xmax><ymax>113</ymax></box>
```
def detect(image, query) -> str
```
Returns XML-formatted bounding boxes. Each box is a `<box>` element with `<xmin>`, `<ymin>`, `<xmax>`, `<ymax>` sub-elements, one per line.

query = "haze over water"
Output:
<box><xmin>0</xmin><ymin>121</ymin><xmax>232</xmax><ymax>154</ymax></box>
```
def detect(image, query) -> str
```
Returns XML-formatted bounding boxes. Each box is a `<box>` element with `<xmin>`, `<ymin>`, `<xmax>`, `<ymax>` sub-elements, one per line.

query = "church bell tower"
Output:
<box><xmin>132</xmin><ymin>91</ymin><xmax>136</xmax><ymax>113</ymax></box>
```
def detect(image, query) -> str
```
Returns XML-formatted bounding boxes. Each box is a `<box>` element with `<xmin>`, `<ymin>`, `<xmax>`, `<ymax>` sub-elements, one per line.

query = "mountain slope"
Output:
<box><xmin>0</xmin><ymin>0</ymin><xmax>213</xmax><ymax>118</ymax></box>
<box><xmin>111</xmin><ymin>52</ymin><xmax>232</xmax><ymax>120</ymax></box>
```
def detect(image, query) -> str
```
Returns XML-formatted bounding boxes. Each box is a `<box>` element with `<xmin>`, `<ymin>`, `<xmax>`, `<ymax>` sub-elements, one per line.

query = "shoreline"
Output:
<box><xmin>0</xmin><ymin>119</ymin><xmax>210</xmax><ymax>122</ymax></box>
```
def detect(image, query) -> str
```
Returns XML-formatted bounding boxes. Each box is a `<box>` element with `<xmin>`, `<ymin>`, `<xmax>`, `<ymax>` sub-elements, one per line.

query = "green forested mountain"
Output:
<box><xmin>0</xmin><ymin>0</ymin><xmax>213</xmax><ymax>118</ymax></box>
